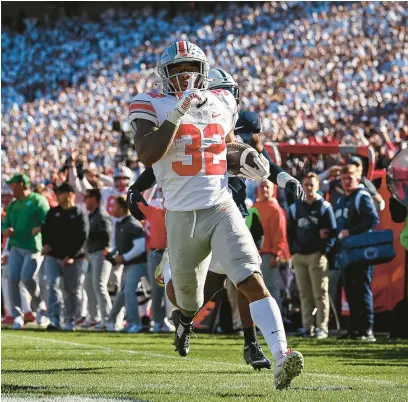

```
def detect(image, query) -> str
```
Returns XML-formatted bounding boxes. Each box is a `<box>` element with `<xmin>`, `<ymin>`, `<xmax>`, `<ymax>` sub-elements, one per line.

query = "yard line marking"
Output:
<box><xmin>3</xmin><ymin>334</ymin><xmax>396</xmax><ymax>386</ymax></box>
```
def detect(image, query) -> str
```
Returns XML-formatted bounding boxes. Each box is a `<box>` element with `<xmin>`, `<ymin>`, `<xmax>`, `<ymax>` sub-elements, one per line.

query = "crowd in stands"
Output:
<box><xmin>2</xmin><ymin>2</ymin><xmax>408</xmax><ymax>194</ymax></box>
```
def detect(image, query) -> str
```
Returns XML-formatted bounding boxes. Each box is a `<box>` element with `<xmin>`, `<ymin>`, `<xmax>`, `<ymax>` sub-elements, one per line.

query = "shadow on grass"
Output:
<box><xmin>291</xmin><ymin>385</ymin><xmax>353</xmax><ymax>391</ymax></box>
<box><xmin>2</xmin><ymin>367</ymin><xmax>114</xmax><ymax>375</ymax></box>
<box><xmin>2</xmin><ymin>384</ymin><xmax>55</xmax><ymax>393</ymax></box>
<box><xmin>344</xmin><ymin>362</ymin><xmax>408</xmax><ymax>367</ymax></box>
<box><xmin>300</xmin><ymin>345</ymin><xmax>408</xmax><ymax>362</ymax></box>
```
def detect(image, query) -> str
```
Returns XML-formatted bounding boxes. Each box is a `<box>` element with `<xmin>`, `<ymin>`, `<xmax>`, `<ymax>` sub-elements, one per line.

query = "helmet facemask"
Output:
<box><xmin>158</xmin><ymin>61</ymin><xmax>209</xmax><ymax>94</ymax></box>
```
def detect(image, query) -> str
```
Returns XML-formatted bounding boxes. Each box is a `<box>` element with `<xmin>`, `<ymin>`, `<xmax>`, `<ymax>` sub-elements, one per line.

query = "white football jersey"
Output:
<box><xmin>129</xmin><ymin>90</ymin><xmax>238</xmax><ymax>211</ymax></box>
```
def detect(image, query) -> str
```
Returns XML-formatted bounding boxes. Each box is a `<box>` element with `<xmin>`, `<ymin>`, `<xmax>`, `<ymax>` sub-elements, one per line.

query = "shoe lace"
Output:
<box><xmin>181</xmin><ymin>321</ymin><xmax>196</xmax><ymax>347</ymax></box>
<box><xmin>252</xmin><ymin>342</ymin><xmax>265</xmax><ymax>359</ymax></box>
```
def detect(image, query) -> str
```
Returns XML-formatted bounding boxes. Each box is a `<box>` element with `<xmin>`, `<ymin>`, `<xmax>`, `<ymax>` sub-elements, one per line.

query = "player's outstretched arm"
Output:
<box><xmin>132</xmin><ymin>167</ymin><xmax>157</xmax><ymax>193</ymax></box>
<box><xmin>127</xmin><ymin>168</ymin><xmax>157</xmax><ymax>220</ymax></box>
<box><xmin>251</xmin><ymin>134</ymin><xmax>305</xmax><ymax>203</ymax></box>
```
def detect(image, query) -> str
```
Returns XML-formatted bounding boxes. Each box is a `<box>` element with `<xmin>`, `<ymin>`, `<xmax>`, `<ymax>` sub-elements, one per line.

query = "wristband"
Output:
<box><xmin>166</xmin><ymin>108</ymin><xmax>183</xmax><ymax>126</ymax></box>
<box><xmin>277</xmin><ymin>172</ymin><xmax>293</xmax><ymax>188</ymax></box>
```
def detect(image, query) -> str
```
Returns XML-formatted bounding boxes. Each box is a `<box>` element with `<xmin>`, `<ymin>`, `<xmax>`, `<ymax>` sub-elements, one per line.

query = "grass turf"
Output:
<box><xmin>1</xmin><ymin>328</ymin><xmax>408</xmax><ymax>401</ymax></box>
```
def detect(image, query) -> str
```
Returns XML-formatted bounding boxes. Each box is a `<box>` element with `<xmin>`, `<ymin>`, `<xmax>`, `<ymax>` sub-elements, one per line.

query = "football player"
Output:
<box><xmin>129</xmin><ymin>68</ymin><xmax>305</xmax><ymax>371</ymax></box>
<box><xmin>129</xmin><ymin>41</ymin><xmax>304</xmax><ymax>389</ymax></box>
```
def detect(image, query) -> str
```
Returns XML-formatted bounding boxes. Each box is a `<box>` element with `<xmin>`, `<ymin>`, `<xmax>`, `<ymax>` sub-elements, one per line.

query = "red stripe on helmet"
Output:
<box><xmin>178</xmin><ymin>41</ymin><xmax>185</xmax><ymax>53</ymax></box>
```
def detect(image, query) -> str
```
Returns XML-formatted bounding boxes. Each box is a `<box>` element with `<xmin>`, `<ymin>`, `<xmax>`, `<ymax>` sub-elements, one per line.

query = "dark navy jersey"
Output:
<box><xmin>235</xmin><ymin>111</ymin><xmax>262</xmax><ymax>144</ymax></box>
<box><xmin>228</xmin><ymin>110</ymin><xmax>262</xmax><ymax>216</ymax></box>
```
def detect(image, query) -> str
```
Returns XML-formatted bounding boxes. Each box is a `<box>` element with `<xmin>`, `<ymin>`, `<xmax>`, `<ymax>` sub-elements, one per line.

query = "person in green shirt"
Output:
<box><xmin>2</xmin><ymin>174</ymin><xmax>50</xmax><ymax>329</ymax></box>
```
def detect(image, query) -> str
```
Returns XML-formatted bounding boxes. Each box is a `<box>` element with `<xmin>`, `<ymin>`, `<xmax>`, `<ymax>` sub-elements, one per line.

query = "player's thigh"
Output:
<box><xmin>210</xmin><ymin>199</ymin><xmax>261</xmax><ymax>287</ymax></box>
<box><xmin>166</xmin><ymin>210</ymin><xmax>211</xmax><ymax>311</ymax></box>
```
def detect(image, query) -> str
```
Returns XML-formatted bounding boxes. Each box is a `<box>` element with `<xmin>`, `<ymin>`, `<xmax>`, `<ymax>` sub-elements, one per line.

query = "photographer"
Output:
<box><xmin>335</xmin><ymin>165</ymin><xmax>379</xmax><ymax>341</ymax></box>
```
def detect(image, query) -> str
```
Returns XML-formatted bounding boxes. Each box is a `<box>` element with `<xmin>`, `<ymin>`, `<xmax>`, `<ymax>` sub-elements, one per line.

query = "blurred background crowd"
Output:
<box><xmin>2</xmin><ymin>1</ymin><xmax>407</xmax><ymax>193</ymax></box>
<box><xmin>1</xmin><ymin>1</ymin><xmax>407</xmax><ymax>337</ymax></box>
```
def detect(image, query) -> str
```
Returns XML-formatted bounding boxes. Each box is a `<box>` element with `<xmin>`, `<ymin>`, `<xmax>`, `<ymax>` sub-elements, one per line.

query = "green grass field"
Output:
<box><xmin>2</xmin><ymin>328</ymin><xmax>408</xmax><ymax>402</ymax></box>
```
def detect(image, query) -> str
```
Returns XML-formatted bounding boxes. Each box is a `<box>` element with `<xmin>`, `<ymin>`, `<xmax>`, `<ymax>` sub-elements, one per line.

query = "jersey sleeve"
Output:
<box><xmin>210</xmin><ymin>89</ymin><xmax>239</xmax><ymax>133</ymax></box>
<box><xmin>128</xmin><ymin>94</ymin><xmax>159</xmax><ymax>127</ymax></box>
<box><xmin>222</xmin><ymin>90</ymin><xmax>239</xmax><ymax>132</ymax></box>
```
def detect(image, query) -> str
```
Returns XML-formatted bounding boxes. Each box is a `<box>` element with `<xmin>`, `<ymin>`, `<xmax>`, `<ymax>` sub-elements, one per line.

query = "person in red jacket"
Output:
<box><xmin>254</xmin><ymin>179</ymin><xmax>290</xmax><ymax>312</ymax></box>
<box><xmin>139</xmin><ymin>198</ymin><xmax>170</xmax><ymax>333</ymax></box>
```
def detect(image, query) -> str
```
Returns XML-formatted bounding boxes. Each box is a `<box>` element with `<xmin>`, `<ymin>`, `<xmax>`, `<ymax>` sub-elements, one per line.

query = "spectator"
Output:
<box><xmin>83</xmin><ymin>188</ymin><xmax>113</xmax><ymax>329</ymax></box>
<box><xmin>254</xmin><ymin>179</ymin><xmax>289</xmax><ymax>311</ymax></box>
<box><xmin>320</xmin><ymin>157</ymin><xmax>386</xmax><ymax>211</ymax></box>
<box><xmin>287</xmin><ymin>173</ymin><xmax>337</xmax><ymax>339</ymax></box>
<box><xmin>2</xmin><ymin>174</ymin><xmax>49</xmax><ymax>329</ymax></box>
<box><xmin>42</xmin><ymin>182</ymin><xmax>89</xmax><ymax>331</ymax></box>
<box><xmin>335</xmin><ymin>165</ymin><xmax>379</xmax><ymax>341</ymax></box>
<box><xmin>139</xmin><ymin>198</ymin><xmax>169</xmax><ymax>333</ymax></box>
<box><xmin>2</xmin><ymin>2</ymin><xmax>406</xmax><ymax>193</ymax></box>
<box><xmin>107</xmin><ymin>196</ymin><xmax>147</xmax><ymax>333</ymax></box>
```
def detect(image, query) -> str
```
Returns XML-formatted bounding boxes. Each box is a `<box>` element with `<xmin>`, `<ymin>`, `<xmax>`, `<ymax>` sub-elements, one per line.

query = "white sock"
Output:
<box><xmin>249</xmin><ymin>296</ymin><xmax>288</xmax><ymax>361</ymax></box>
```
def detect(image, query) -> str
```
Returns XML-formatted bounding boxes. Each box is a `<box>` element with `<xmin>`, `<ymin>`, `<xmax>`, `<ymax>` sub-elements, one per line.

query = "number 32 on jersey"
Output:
<box><xmin>172</xmin><ymin>123</ymin><xmax>226</xmax><ymax>177</ymax></box>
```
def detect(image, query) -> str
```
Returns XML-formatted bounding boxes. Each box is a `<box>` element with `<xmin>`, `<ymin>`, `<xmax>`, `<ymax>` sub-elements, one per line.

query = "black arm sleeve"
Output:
<box><xmin>133</xmin><ymin>167</ymin><xmax>157</xmax><ymax>192</ymax></box>
<box><xmin>250</xmin><ymin>213</ymin><xmax>264</xmax><ymax>250</ymax></box>
<box><xmin>260</xmin><ymin>148</ymin><xmax>284</xmax><ymax>185</ymax></box>
<box><xmin>389</xmin><ymin>197</ymin><xmax>407</xmax><ymax>223</ymax></box>
<box><xmin>286</xmin><ymin>208</ymin><xmax>296</xmax><ymax>255</ymax></box>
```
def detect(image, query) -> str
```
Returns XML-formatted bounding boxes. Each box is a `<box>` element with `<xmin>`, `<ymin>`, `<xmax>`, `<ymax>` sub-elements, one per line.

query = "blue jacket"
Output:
<box><xmin>287</xmin><ymin>195</ymin><xmax>337</xmax><ymax>256</ymax></box>
<box><xmin>335</xmin><ymin>187</ymin><xmax>379</xmax><ymax>235</ymax></box>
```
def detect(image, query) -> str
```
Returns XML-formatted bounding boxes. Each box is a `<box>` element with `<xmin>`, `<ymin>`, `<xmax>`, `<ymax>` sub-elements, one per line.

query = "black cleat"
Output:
<box><xmin>171</xmin><ymin>310</ymin><xmax>194</xmax><ymax>357</ymax></box>
<box><xmin>244</xmin><ymin>341</ymin><xmax>272</xmax><ymax>370</ymax></box>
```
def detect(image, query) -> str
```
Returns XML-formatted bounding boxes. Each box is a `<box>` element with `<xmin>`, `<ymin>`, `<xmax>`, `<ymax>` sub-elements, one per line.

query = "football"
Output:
<box><xmin>226</xmin><ymin>142</ymin><xmax>258</xmax><ymax>176</ymax></box>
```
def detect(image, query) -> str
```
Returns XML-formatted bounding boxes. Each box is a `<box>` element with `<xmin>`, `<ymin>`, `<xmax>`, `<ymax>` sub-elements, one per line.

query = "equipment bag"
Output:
<box><xmin>336</xmin><ymin>229</ymin><xmax>396</xmax><ymax>269</ymax></box>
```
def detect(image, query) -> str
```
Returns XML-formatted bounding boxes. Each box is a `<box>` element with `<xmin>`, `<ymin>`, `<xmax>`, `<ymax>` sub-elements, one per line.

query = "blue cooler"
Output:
<box><xmin>335</xmin><ymin>229</ymin><xmax>396</xmax><ymax>269</ymax></box>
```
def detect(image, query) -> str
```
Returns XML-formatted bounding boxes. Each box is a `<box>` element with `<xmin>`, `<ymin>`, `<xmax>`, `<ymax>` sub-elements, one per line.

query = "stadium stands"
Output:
<box><xmin>1</xmin><ymin>2</ymin><xmax>407</xmax><ymax>192</ymax></box>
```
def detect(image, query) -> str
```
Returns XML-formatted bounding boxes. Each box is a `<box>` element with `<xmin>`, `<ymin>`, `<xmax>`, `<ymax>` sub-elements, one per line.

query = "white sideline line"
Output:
<box><xmin>3</xmin><ymin>334</ymin><xmax>395</xmax><ymax>386</ymax></box>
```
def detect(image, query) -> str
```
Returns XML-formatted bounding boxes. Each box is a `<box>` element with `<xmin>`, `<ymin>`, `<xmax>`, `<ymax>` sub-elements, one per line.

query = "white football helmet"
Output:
<box><xmin>114</xmin><ymin>165</ymin><xmax>133</xmax><ymax>180</ymax></box>
<box><xmin>208</xmin><ymin>68</ymin><xmax>240</xmax><ymax>104</ymax></box>
<box><xmin>114</xmin><ymin>166</ymin><xmax>133</xmax><ymax>192</ymax></box>
<box><xmin>158</xmin><ymin>41</ymin><xmax>210</xmax><ymax>94</ymax></box>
